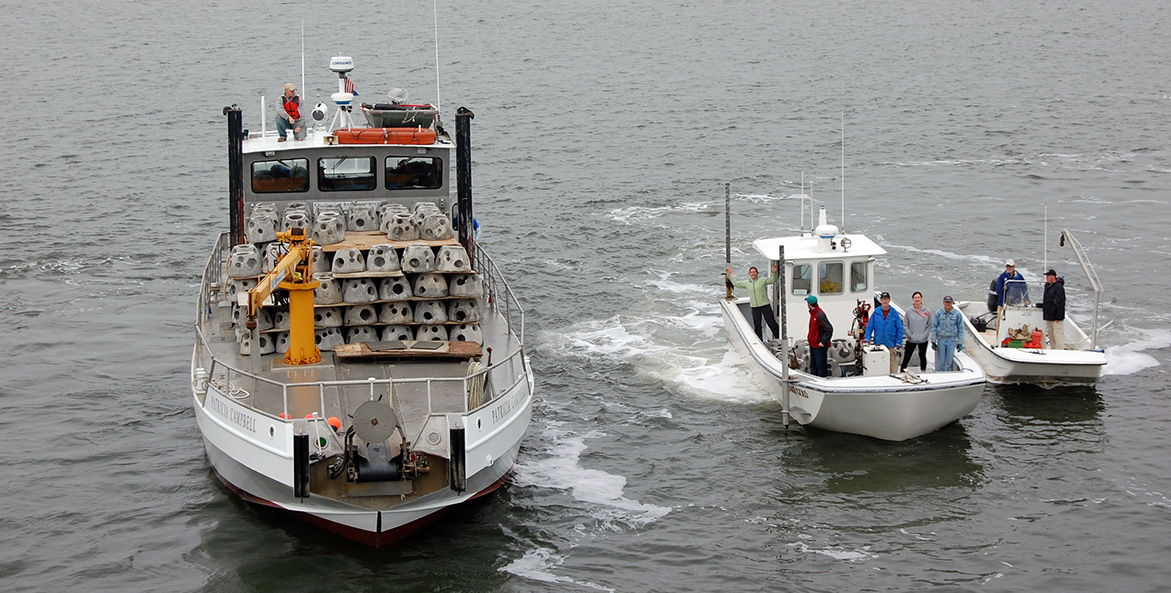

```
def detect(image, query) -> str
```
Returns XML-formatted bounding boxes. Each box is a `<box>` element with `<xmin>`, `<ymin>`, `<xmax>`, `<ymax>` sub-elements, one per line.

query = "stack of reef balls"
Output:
<box><xmin>226</xmin><ymin>201</ymin><xmax>484</xmax><ymax>356</ymax></box>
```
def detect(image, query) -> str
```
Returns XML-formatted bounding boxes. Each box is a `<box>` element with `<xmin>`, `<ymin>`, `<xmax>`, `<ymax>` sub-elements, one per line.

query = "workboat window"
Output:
<box><xmin>850</xmin><ymin>261</ymin><xmax>868</xmax><ymax>293</ymax></box>
<box><xmin>318</xmin><ymin>156</ymin><xmax>377</xmax><ymax>191</ymax></box>
<box><xmin>819</xmin><ymin>262</ymin><xmax>844</xmax><ymax>294</ymax></box>
<box><xmin>386</xmin><ymin>156</ymin><xmax>443</xmax><ymax>190</ymax></box>
<box><xmin>251</xmin><ymin>158</ymin><xmax>309</xmax><ymax>193</ymax></box>
<box><xmin>792</xmin><ymin>264</ymin><xmax>812</xmax><ymax>295</ymax></box>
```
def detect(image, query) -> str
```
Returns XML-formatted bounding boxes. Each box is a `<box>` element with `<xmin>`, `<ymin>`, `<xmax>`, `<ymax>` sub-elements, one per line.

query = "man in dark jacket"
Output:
<box><xmin>1038</xmin><ymin>269</ymin><xmax>1066</xmax><ymax>349</ymax></box>
<box><xmin>806</xmin><ymin>295</ymin><xmax>833</xmax><ymax>377</ymax></box>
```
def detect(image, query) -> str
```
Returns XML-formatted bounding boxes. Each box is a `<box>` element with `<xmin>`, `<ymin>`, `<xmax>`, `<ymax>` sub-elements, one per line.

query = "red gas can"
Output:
<box><xmin>1028</xmin><ymin>328</ymin><xmax>1043</xmax><ymax>349</ymax></box>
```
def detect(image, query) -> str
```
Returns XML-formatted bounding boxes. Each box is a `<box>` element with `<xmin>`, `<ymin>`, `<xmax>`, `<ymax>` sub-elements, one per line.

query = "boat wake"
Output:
<box><xmin>606</xmin><ymin>202</ymin><xmax>715</xmax><ymax>225</ymax></box>
<box><xmin>512</xmin><ymin>423</ymin><xmax>671</xmax><ymax>529</ymax></box>
<box><xmin>503</xmin><ymin>423</ymin><xmax>669</xmax><ymax>589</ymax></box>
<box><xmin>787</xmin><ymin>540</ymin><xmax>877</xmax><ymax>562</ymax></box>
<box><xmin>499</xmin><ymin>546</ymin><xmax>615</xmax><ymax>592</ymax></box>
<box><xmin>545</xmin><ymin>304</ymin><xmax>770</xmax><ymax>404</ymax></box>
<box><xmin>1102</xmin><ymin>327</ymin><xmax>1170</xmax><ymax>376</ymax></box>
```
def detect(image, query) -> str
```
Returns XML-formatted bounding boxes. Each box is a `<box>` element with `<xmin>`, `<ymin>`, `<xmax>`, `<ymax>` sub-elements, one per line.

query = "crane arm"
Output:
<box><xmin>246</xmin><ymin>230</ymin><xmax>314</xmax><ymax>318</ymax></box>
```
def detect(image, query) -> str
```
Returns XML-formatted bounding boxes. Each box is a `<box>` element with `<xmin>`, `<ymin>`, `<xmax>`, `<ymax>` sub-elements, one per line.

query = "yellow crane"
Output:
<box><xmin>247</xmin><ymin>228</ymin><xmax>321</xmax><ymax>365</ymax></box>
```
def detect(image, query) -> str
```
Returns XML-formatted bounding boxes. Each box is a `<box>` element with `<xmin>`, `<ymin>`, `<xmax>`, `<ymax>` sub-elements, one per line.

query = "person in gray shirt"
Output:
<box><xmin>899</xmin><ymin>291</ymin><xmax>933</xmax><ymax>372</ymax></box>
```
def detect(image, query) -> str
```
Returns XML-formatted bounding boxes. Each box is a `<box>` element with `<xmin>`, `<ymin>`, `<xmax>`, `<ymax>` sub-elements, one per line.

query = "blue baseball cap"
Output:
<box><xmin>805</xmin><ymin>295</ymin><xmax>818</xmax><ymax>305</ymax></box>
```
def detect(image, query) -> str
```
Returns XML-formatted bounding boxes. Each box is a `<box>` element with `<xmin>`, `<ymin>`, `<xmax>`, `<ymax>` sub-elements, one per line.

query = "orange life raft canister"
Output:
<box><xmin>333</xmin><ymin>127</ymin><xmax>437</xmax><ymax>145</ymax></box>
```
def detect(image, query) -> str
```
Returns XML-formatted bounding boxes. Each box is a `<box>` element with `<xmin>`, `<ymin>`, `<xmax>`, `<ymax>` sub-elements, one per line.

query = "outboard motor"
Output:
<box><xmin>986</xmin><ymin>280</ymin><xmax>998</xmax><ymax>313</ymax></box>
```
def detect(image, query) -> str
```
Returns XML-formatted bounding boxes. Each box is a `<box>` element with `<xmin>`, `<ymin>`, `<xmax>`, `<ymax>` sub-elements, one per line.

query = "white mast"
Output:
<box><xmin>841</xmin><ymin>109</ymin><xmax>846</xmax><ymax>232</ymax></box>
<box><xmin>1043</xmin><ymin>203</ymin><xmax>1049</xmax><ymax>273</ymax></box>
<box><xmin>433</xmin><ymin>0</ymin><xmax>442</xmax><ymax>114</ymax></box>
<box><xmin>300</xmin><ymin>20</ymin><xmax>305</xmax><ymax>105</ymax></box>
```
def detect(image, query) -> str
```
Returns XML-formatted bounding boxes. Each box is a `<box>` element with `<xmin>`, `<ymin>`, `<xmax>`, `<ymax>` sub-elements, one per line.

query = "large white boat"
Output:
<box><xmin>191</xmin><ymin>57</ymin><xmax>534</xmax><ymax>546</ymax></box>
<box><xmin>955</xmin><ymin>228</ymin><xmax>1107</xmax><ymax>387</ymax></box>
<box><xmin>720</xmin><ymin>203</ymin><xmax>985</xmax><ymax>441</ymax></box>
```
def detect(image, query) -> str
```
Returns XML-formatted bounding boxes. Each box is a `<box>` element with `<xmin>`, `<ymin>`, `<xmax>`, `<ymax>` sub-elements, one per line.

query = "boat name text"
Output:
<box><xmin>490</xmin><ymin>390</ymin><xmax>525</xmax><ymax>424</ymax></box>
<box><xmin>209</xmin><ymin>393</ymin><xmax>257</xmax><ymax>433</ymax></box>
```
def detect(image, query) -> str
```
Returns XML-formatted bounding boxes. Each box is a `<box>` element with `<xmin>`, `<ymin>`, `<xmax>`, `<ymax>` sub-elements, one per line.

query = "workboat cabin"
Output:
<box><xmin>744</xmin><ymin>207</ymin><xmax>893</xmax><ymax>377</ymax></box>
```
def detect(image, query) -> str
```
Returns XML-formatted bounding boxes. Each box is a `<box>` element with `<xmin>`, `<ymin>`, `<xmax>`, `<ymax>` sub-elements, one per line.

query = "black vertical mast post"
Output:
<box><xmin>455</xmin><ymin>107</ymin><xmax>475</xmax><ymax>257</ymax></box>
<box><xmin>725</xmin><ymin>183</ymin><xmax>733</xmax><ymax>299</ymax></box>
<box><xmin>224</xmin><ymin>106</ymin><xmax>245</xmax><ymax>247</ymax></box>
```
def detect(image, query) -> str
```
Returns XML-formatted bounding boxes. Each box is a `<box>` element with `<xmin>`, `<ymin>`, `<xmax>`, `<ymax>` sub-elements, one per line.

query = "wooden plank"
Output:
<box><xmin>334</xmin><ymin>340</ymin><xmax>482</xmax><ymax>359</ymax></box>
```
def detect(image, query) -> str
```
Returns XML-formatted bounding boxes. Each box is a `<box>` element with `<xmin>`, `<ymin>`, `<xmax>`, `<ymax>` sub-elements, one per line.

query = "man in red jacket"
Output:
<box><xmin>806</xmin><ymin>295</ymin><xmax>834</xmax><ymax>377</ymax></box>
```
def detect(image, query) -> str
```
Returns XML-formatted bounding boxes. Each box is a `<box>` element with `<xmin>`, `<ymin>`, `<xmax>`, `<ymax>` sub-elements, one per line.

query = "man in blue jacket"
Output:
<box><xmin>863</xmin><ymin>292</ymin><xmax>905</xmax><ymax>373</ymax></box>
<box><xmin>995</xmin><ymin>259</ymin><xmax>1029</xmax><ymax>311</ymax></box>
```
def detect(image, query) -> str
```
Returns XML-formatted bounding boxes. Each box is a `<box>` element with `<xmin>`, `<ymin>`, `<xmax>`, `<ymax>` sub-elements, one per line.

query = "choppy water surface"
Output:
<box><xmin>1</xmin><ymin>0</ymin><xmax>1169</xmax><ymax>591</ymax></box>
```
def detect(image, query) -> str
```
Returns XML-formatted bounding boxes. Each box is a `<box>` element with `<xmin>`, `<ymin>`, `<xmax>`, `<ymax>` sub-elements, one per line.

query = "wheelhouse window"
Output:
<box><xmin>792</xmin><ymin>264</ymin><xmax>812</xmax><ymax>295</ymax></box>
<box><xmin>850</xmin><ymin>261</ymin><xmax>868</xmax><ymax>293</ymax></box>
<box><xmin>318</xmin><ymin>156</ymin><xmax>377</xmax><ymax>191</ymax></box>
<box><xmin>386</xmin><ymin>156</ymin><xmax>443</xmax><ymax>190</ymax></box>
<box><xmin>819</xmin><ymin>262</ymin><xmax>844</xmax><ymax>295</ymax></box>
<box><xmin>251</xmin><ymin>158</ymin><xmax>309</xmax><ymax>193</ymax></box>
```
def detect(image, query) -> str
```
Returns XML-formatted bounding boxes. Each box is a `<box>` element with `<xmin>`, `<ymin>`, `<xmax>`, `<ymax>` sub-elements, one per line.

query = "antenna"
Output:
<box><xmin>1043</xmin><ymin>203</ymin><xmax>1048</xmax><ymax>273</ymax></box>
<box><xmin>433</xmin><ymin>0</ymin><xmax>442</xmax><ymax>114</ymax></box>
<box><xmin>300</xmin><ymin>20</ymin><xmax>305</xmax><ymax>105</ymax></box>
<box><xmin>799</xmin><ymin>171</ymin><xmax>807</xmax><ymax>233</ymax></box>
<box><xmin>840</xmin><ymin>108</ymin><xmax>846</xmax><ymax>232</ymax></box>
<box><xmin>328</xmin><ymin>56</ymin><xmax>356</xmax><ymax>130</ymax></box>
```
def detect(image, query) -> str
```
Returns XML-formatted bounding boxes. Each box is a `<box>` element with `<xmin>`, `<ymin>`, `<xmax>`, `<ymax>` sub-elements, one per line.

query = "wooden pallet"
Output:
<box><xmin>334</xmin><ymin>340</ymin><xmax>482</xmax><ymax>359</ymax></box>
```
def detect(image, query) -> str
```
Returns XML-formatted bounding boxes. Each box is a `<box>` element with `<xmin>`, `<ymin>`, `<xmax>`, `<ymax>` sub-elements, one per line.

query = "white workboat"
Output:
<box><xmin>720</xmin><ymin>203</ymin><xmax>985</xmax><ymax>441</ymax></box>
<box><xmin>191</xmin><ymin>57</ymin><xmax>534</xmax><ymax>545</ymax></box>
<box><xmin>956</xmin><ymin>229</ymin><xmax>1107</xmax><ymax>387</ymax></box>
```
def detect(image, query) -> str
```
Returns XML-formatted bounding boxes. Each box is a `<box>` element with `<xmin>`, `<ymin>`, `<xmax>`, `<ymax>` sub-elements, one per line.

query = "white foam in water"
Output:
<box><xmin>787</xmin><ymin>540</ymin><xmax>876</xmax><ymax>562</ymax></box>
<box><xmin>549</xmin><ymin>311</ymin><xmax>771</xmax><ymax>404</ymax></box>
<box><xmin>512</xmin><ymin>425</ymin><xmax>670</xmax><ymax>528</ymax></box>
<box><xmin>499</xmin><ymin>547</ymin><xmax>615</xmax><ymax>592</ymax></box>
<box><xmin>606</xmin><ymin>202</ymin><xmax>715</xmax><ymax>225</ymax></box>
<box><xmin>606</xmin><ymin>193</ymin><xmax>799</xmax><ymax>225</ymax></box>
<box><xmin>1102</xmin><ymin>327</ymin><xmax>1170</xmax><ymax>376</ymax></box>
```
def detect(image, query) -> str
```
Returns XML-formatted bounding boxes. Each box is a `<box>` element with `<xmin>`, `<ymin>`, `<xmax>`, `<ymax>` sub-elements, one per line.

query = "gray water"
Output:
<box><xmin>2</xmin><ymin>0</ymin><xmax>1170</xmax><ymax>591</ymax></box>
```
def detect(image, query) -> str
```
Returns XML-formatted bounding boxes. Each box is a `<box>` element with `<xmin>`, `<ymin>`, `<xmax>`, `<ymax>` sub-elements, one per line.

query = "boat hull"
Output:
<box><xmin>192</xmin><ymin>377</ymin><xmax>532</xmax><ymax>546</ymax></box>
<box><xmin>721</xmin><ymin>298</ymin><xmax>984</xmax><ymax>441</ymax></box>
<box><xmin>956</xmin><ymin>302</ymin><xmax>1105</xmax><ymax>387</ymax></box>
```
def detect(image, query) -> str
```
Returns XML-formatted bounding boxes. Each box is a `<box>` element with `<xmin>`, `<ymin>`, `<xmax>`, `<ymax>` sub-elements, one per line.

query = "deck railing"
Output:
<box><xmin>193</xmin><ymin>232</ymin><xmax>531</xmax><ymax>425</ymax></box>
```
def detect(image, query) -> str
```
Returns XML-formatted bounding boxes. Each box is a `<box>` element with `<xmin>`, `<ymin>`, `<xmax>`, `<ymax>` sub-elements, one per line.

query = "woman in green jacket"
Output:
<box><xmin>726</xmin><ymin>265</ymin><xmax>780</xmax><ymax>340</ymax></box>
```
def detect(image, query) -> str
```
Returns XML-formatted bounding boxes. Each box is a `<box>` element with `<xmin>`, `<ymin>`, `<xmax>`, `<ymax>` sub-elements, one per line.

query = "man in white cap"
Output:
<box><xmin>276</xmin><ymin>82</ymin><xmax>304</xmax><ymax>141</ymax></box>
<box><xmin>995</xmin><ymin>259</ymin><xmax>1027</xmax><ymax>315</ymax></box>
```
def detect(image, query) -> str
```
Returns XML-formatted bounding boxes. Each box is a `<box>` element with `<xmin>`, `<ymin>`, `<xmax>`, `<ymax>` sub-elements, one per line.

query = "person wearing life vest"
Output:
<box><xmin>277</xmin><ymin>83</ymin><xmax>305</xmax><ymax>142</ymax></box>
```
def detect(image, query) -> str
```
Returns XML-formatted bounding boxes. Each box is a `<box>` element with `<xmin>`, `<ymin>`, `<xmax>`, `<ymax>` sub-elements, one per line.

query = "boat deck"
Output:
<box><xmin>197</xmin><ymin>300</ymin><xmax>517</xmax><ymax>447</ymax></box>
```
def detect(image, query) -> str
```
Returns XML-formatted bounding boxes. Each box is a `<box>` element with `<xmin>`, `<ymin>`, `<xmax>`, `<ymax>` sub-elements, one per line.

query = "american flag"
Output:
<box><xmin>344</xmin><ymin>76</ymin><xmax>358</xmax><ymax>96</ymax></box>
